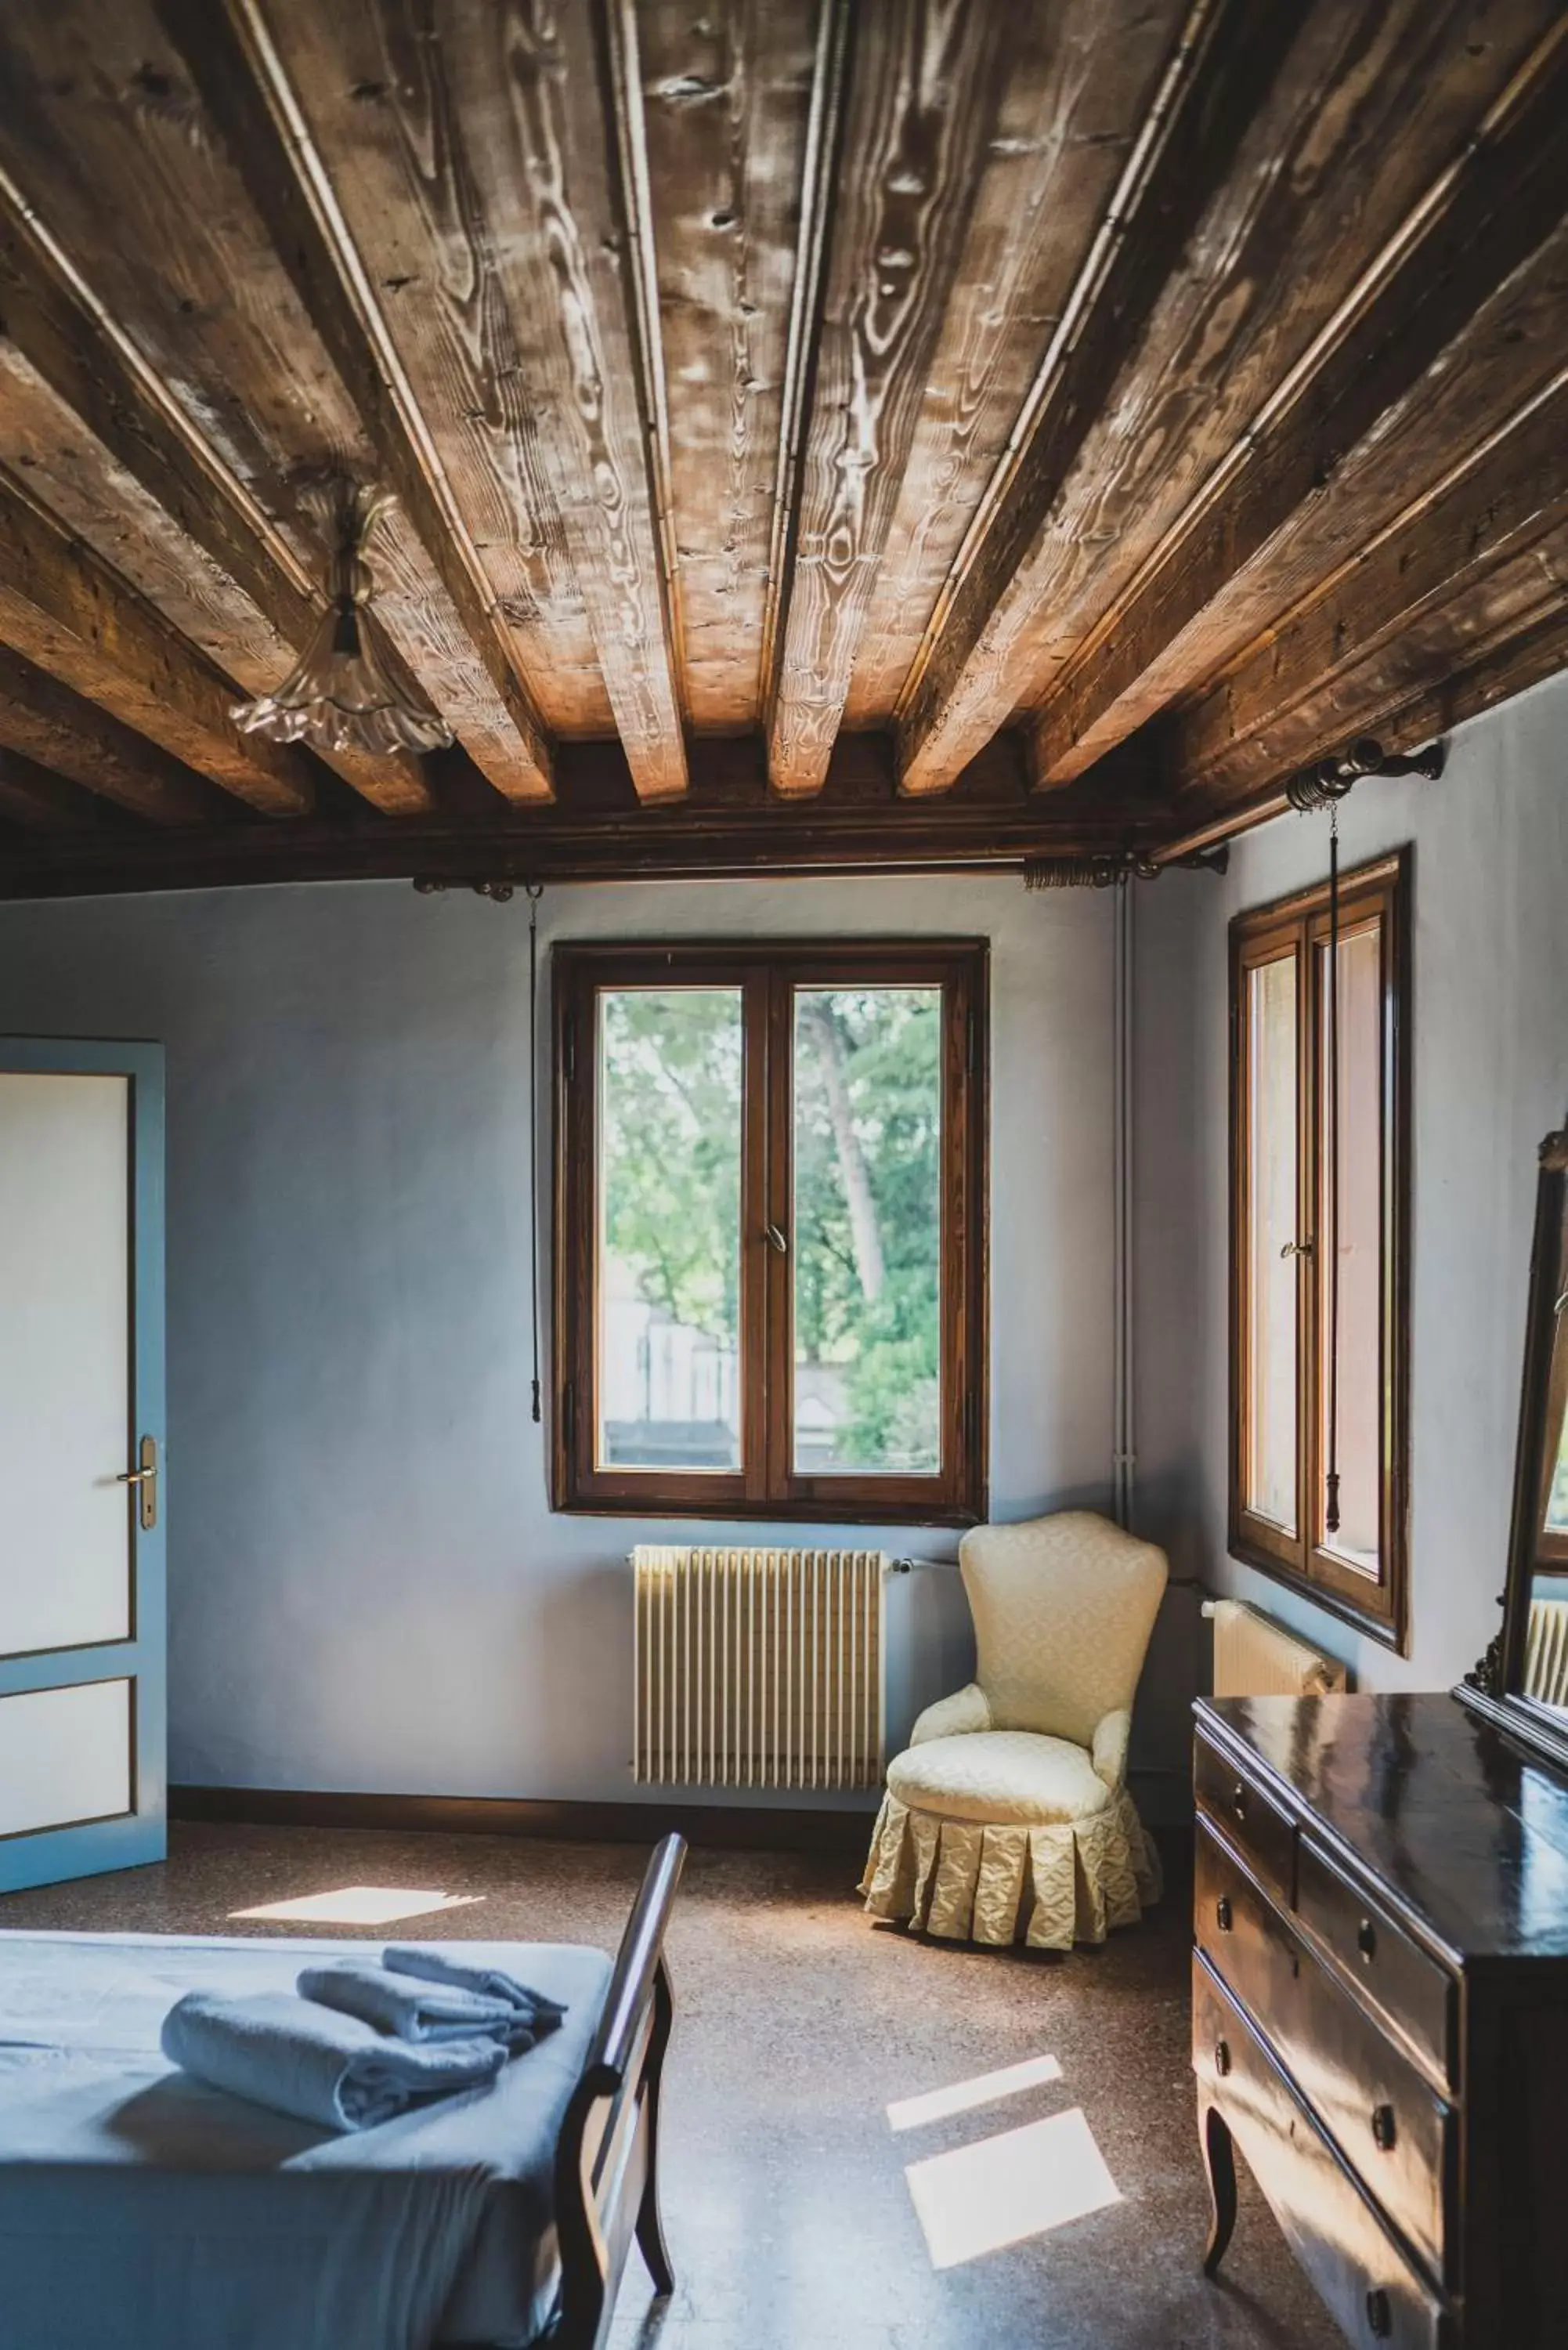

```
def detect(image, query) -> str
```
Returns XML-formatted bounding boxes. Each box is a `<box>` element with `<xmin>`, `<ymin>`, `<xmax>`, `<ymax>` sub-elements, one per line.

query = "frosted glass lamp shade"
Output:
<box><xmin>233</xmin><ymin>599</ymin><xmax>453</xmax><ymax>757</ymax></box>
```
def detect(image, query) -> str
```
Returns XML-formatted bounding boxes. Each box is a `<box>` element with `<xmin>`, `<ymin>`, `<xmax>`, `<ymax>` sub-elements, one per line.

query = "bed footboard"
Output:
<box><xmin>551</xmin><ymin>1834</ymin><xmax>686</xmax><ymax>2350</ymax></box>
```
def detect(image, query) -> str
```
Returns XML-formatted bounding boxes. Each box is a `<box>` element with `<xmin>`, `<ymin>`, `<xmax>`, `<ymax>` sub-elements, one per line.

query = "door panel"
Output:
<box><xmin>1</xmin><ymin>1073</ymin><xmax>132</xmax><ymax>1656</ymax></box>
<box><xmin>0</xmin><ymin>1679</ymin><xmax>132</xmax><ymax>1838</ymax></box>
<box><xmin>0</xmin><ymin>1039</ymin><xmax>165</xmax><ymax>1893</ymax></box>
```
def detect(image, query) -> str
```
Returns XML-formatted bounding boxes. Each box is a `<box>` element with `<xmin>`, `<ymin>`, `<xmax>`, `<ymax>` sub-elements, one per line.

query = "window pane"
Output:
<box><xmin>596</xmin><ymin>988</ymin><xmax>742</xmax><ymax>1472</ymax></box>
<box><xmin>1547</xmin><ymin>1397</ymin><xmax>1568</xmax><ymax>1540</ymax></box>
<box><xmin>1245</xmin><ymin>954</ymin><xmax>1298</xmax><ymax>1531</ymax></box>
<box><xmin>1317</xmin><ymin>921</ymin><xmax>1383</xmax><ymax>1573</ymax></box>
<box><xmin>792</xmin><ymin>987</ymin><xmax>942</xmax><ymax>1477</ymax></box>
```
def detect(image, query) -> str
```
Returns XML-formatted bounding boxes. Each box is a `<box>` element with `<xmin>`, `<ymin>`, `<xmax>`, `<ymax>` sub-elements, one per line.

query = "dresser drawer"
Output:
<box><xmin>1298</xmin><ymin>1835</ymin><xmax>1455</xmax><ymax>2088</ymax></box>
<box><xmin>1195</xmin><ymin>1817</ymin><xmax>1299</xmax><ymax>2023</ymax></box>
<box><xmin>1194</xmin><ymin>1956</ymin><xmax>1451</xmax><ymax>2350</ymax></box>
<box><xmin>1197</xmin><ymin>1823</ymin><xmax>1455</xmax><ymax>2286</ymax></box>
<box><xmin>1194</xmin><ymin>1730</ymin><xmax>1295</xmax><ymax>1899</ymax></box>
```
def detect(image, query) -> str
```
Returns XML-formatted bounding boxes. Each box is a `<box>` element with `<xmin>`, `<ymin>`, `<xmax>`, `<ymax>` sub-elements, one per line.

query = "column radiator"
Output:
<box><xmin>1202</xmin><ymin>1597</ymin><xmax>1348</xmax><ymax>1698</ymax></box>
<box><xmin>632</xmin><ymin>1546</ymin><xmax>886</xmax><ymax>1789</ymax></box>
<box><xmin>1526</xmin><ymin>1596</ymin><xmax>1568</xmax><ymax>1707</ymax></box>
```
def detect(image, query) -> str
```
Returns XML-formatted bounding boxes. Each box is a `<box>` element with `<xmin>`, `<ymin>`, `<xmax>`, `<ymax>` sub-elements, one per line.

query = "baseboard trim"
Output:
<box><xmin>169</xmin><ymin>1784</ymin><xmax>879</xmax><ymax>1856</ymax></box>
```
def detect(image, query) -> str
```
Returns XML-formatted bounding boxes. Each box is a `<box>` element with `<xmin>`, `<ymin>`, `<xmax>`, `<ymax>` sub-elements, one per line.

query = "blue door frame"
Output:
<box><xmin>0</xmin><ymin>1037</ymin><xmax>167</xmax><ymax>1893</ymax></box>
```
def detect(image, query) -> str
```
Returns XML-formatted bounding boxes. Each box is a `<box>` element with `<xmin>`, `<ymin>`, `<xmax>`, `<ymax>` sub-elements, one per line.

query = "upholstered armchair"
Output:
<box><xmin>860</xmin><ymin>1511</ymin><xmax>1168</xmax><ymax>1950</ymax></box>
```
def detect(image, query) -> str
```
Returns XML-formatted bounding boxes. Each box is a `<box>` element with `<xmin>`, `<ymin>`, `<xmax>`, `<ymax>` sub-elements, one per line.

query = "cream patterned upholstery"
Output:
<box><xmin>861</xmin><ymin>1511</ymin><xmax>1168</xmax><ymax>1949</ymax></box>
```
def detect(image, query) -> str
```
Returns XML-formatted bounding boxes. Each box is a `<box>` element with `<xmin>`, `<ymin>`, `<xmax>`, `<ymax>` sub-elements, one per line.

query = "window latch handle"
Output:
<box><xmin>764</xmin><ymin>1222</ymin><xmax>789</xmax><ymax>1257</ymax></box>
<box><xmin>1280</xmin><ymin>1238</ymin><xmax>1314</xmax><ymax>1260</ymax></box>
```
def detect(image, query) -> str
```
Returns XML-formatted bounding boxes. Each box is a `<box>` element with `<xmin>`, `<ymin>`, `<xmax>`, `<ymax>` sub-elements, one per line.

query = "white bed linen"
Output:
<box><xmin>0</xmin><ymin>1928</ymin><xmax>612</xmax><ymax>2350</ymax></box>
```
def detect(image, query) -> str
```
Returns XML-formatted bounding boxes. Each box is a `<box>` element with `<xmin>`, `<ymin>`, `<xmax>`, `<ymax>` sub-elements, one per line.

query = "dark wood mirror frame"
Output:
<box><xmin>1457</xmin><ymin>1126</ymin><xmax>1568</xmax><ymax>1773</ymax></box>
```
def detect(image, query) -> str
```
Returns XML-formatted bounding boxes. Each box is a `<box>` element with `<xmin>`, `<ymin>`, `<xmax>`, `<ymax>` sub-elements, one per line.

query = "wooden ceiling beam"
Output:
<box><xmin>840</xmin><ymin>0</ymin><xmax>1193</xmax><ymax>733</ymax></box>
<box><xmin>0</xmin><ymin>727</ymin><xmax>1165</xmax><ymax>899</ymax></box>
<box><xmin>894</xmin><ymin>0</ymin><xmax>1567</xmax><ymax>799</ymax></box>
<box><xmin>764</xmin><ymin>0</ymin><xmax>1009</xmax><ymax>797</ymax></box>
<box><xmin>1163</xmin><ymin>378</ymin><xmax>1568</xmax><ymax>831</ymax></box>
<box><xmin>0</xmin><ymin>3</ymin><xmax>537</xmax><ymax>804</ymax></box>
<box><xmin>154</xmin><ymin>0</ymin><xmax>555</xmax><ymax>805</ymax></box>
<box><xmin>0</xmin><ymin>743</ymin><xmax>137</xmax><ymax>833</ymax></box>
<box><xmin>0</xmin><ymin>465</ymin><xmax>318</xmax><ymax>815</ymax></box>
<box><xmin>891</xmin><ymin>0</ymin><xmax>1299</xmax><ymax>797</ymax></box>
<box><xmin>0</xmin><ymin>287</ymin><xmax>433</xmax><ymax>815</ymax></box>
<box><xmin>1031</xmin><ymin>14</ymin><xmax>1568</xmax><ymax>788</ymax></box>
<box><xmin>638</xmin><ymin>0</ymin><xmax>821</xmax><ymax>735</ymax></box>
<box><xmin>415</xmin><ymin>0</ymin><xmax>689</xmax><ymax>800</ymax></box>
<box><xmin>0</xmin><ymin>645</ymin><xmax>226</xmax><ymax>827</ymax></box>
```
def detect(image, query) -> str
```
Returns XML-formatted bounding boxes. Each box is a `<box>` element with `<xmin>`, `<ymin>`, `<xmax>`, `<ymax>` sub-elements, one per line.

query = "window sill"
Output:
<box><xmin>553</xmin><ymin>1493</ymin><xmax>983</xmax><ymax>1529</ymax></box>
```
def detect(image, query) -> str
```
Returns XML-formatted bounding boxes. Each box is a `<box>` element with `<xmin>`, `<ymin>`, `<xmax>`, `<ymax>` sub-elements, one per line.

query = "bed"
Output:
<box><xmin>0</xmin><ymin>1833</ymin><xmax>684</xmax><ymax>2350</ymax></box>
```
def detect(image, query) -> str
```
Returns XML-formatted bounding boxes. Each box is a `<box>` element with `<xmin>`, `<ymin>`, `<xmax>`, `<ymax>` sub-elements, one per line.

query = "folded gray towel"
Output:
<box><xmin>297</xmin><ymin>1961</ymin><xmax>537</xmax><ymax>2050</ymax></box>
<box><xmin>383</xmin><ymin>1944</ymin><xmax>567</xmax><ymax>2031</ymax></box>
<box><xmin>161</xmin><ymin>1990</ymin><xmax>507</xmax><ymax>2132</ymax></box>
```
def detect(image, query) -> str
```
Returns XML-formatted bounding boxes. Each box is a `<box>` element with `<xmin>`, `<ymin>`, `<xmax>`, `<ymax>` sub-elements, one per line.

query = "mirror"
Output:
<box><xmin>1458</xmin><ymin>1129</ymin><xmax>1568</xmax><ymax>1767</ymax></box>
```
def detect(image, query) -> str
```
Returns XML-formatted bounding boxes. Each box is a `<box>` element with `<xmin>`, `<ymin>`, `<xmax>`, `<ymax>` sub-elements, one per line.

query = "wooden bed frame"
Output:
<box><xmin>547</xmin><ymin>1833</ymin><xmax>685</xmax><ymax>2350</ymax></box>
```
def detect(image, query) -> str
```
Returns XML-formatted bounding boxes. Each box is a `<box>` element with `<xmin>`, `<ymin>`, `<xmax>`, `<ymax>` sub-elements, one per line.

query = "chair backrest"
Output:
<box><xmin>958</xmin><ymin>1511</ymin><xmax>1169</xmax><ymax>1746</ymax></box>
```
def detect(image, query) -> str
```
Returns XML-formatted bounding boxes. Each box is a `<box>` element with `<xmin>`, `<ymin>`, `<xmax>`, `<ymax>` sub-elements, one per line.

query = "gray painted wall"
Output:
<box><xmin>1134</xmin><ymin>669</ymin><xmax>1568</xmax><ymax>1694</ymax></box>
<box><xmin>0</xmin><ymin>872</ymin><xmax>1125</xmax><ymax>1805</ymax></box>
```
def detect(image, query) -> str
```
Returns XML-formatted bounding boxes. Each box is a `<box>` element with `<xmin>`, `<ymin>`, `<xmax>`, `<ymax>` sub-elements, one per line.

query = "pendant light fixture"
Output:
<box><xmin>232</xmin><ymin>477</ymin><xmax>454</xmax><ymax>757</ymax></box>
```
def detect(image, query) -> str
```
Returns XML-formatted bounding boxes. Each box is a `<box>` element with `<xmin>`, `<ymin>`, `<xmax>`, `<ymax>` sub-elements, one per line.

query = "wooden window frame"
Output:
<box><xmin>552</xmin><ymin>938</ymin><xmax>988</xmax><ymax>1524</ymax></box>
<box><xmin>1229</xmin><ymin>850</ymin><xmax>1411</xmax><ymax>1649</ymax></box>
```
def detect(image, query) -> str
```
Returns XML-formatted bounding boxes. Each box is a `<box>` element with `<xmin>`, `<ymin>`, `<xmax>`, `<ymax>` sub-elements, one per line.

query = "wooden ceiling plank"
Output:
<box><xmin>891</xmin><ymin>0</ymin><xmax>1299</xmax><ymax>796</ymax></box>
<box><xmin>764</xmin><ymin>0</ymin><xmax>1011</xmax><ymax>797</ymax></box>
<box><xmin>1032</xmin><ymin>12</ymin><xmax>1568</xmax><ymax>786</ymax></box>
<box><xmin>421</xmin><ymin>0</ymin><xmax>688</xmax><ymax>801</ymax></box>
<box><xmin>1111</xmin><ymin>209</ymin><xmax>1568</xmax><ymax>746</ymax></box>
<box><xmin>0</xmin><ymin>742</ymin><xmax>135</xmax><ymax>833</ymax></box>
<box><xmin>152</xmin><ymin>0</ymin><xmax>555</xmax><ymax>804</ymax></box>
<box><xmin>637</xmin><ymin>0</ymin><xmax>820</xmax><ymax>735</ymax></box>
<box><xmin>0</xmin><ymin>334</ymin><xmax>433</xmax><ymax>815</ymax></box>
<box><xmin>1169</xmin><ymin>380</ymin><xmax>1568</xmax><ymax>811</ymax></box>
<box><xmin>0</xmin><ymin>463</ymin><xmax>320</xmax><ymax>815</ymax></box>
<box><xmin>843</xmin><ymin>0</ymin><xmax>1191</xmax><ymax>730</ymax></box>
<box><xmin>0</xmin><ymin>3</ymin><xmax>546</xmax><ymax>798</ymax></box>
<box><xmin>0</xmin><ymin>645</ymin><xmax>224</xmax><ymax>827</ymax></box>
<box><xmin>896</xmin><ymin>0</ymin><xmax>1566</xmax><ymax>797</ymax></box>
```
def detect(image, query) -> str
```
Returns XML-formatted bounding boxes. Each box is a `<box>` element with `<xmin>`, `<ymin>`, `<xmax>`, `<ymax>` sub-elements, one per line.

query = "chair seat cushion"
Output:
<box><xmin>887</xmin><ymin>1730</ymin><xmax>1111</xmax><ymax>1826</ymax></box>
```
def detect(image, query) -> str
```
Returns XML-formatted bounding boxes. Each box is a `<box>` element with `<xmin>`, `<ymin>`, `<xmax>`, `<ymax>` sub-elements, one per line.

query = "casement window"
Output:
<box><xmin>553</xmin><ymin>942</ymin><xmax>988</xmax><ymax>1523</ymax></box>
<box><xmin>1230</xmin><ymin>852</ymin><xmax>1411</xmax><ymax>1646</ymax></box>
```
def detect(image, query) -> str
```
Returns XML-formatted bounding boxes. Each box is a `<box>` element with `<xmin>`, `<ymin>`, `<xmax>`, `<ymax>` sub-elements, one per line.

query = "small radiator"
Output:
<box><xmin>632</xmin><ymin>1546</ymin><xmax>886</xmax><ymax>1789</ymax></box>
<box><xmin>1202</xmin><ymin>1597</ymin><xmax>1348</xmax><ymax>1698</ymax></box>
<box><xmin>1526</xmin><ymin>1596</ymin><xmax>1568</xmax><ymax>1708</ymax></box>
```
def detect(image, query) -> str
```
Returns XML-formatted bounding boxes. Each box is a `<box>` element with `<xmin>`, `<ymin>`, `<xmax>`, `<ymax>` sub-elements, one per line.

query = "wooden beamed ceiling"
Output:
<box><xmin>0</xmin><ymin>0</ymin><xmax>1564</xmax><ymax>897</ymax></box>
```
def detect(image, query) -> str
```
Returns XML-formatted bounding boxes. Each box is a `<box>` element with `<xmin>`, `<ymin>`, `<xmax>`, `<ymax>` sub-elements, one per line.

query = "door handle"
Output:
<box><xmin>117</xmin><ymin>1436</ymin><xmax>158</xmax><ymax>1531</ymax></box>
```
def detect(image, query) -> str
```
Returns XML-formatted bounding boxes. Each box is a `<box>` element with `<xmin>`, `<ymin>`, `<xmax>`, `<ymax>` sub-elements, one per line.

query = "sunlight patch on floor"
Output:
<box><xmin>229</xmin><ymin>1886</ymin><xmax>486</xmax><ymax>1924</ymax></box>
<box><xmin>887</xmin><ymin>2052</ymin><xmax>1064</xmax><ymax>2134</ymax></box>
<box><xmin>904</xmin><ymin>2105</ymin><xmax>1122</xmax><ymax>2269</ymax></box>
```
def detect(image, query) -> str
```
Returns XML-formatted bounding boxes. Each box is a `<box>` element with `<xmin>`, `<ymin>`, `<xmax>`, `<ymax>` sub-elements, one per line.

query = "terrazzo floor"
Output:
<box><xmin>0</xmin><ymin>1822</ymin><xmax>1339</xmax><ymax>2350</ymax></box>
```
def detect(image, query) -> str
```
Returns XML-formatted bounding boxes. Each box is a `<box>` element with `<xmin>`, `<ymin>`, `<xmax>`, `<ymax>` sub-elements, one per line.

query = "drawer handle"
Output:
<box><xmin>1215</xmin><ymin>1895</ymin><xmax>1233</xmax><ymax>1933</ymax></box>
<box><xmin>1371</xmin><ymin>2102</ymin><xmax>1397</xmax><ymax>2152</ymax></box>
<box><xmin>1231</xmin><ymin>1783</ymin><xmax>1248</xmax><ymax>1823</ymax></box>
<box><xmin>1365</xmin><ymin>2286</ymin><xmax>1393</xmax><ymax>2337</ymax></box>
<box><xmin>1214</xmin><ymin>2039</ymin><xmax>1232</xmax><ymax>2078</ymax></box>
<box><xmin>1357</xmin><ymin>1916</ymin><xmax>1378</xmax><ymax>1964</ymax></box>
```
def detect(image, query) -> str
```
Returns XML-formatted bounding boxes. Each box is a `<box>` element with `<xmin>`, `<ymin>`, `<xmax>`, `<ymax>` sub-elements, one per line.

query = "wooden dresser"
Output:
<box><xmin>1193</xmin><ymin>1692</ymin><xmax>1568</xmax><ymax>2348</ymax></box>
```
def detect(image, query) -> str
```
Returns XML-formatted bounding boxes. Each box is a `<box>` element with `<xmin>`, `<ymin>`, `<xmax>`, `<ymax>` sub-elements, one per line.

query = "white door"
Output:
<box><xmin>0</xmin><ymin>1040</ymin><xmax>166</xmax><ymax>1893</ymax></box>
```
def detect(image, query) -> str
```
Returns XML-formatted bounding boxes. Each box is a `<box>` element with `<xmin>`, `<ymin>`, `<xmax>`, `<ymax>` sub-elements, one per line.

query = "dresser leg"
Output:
<box><xmin>1199</xmin><ymin>2099</ymin><xmax>1237</xmax><ymax>2276</ymax></box>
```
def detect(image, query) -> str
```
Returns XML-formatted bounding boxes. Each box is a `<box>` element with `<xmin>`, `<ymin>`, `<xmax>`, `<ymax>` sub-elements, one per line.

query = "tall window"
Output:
<box><xmin>1230</xmin><ymin>853</ymin><xmax>1410</xmax><ymax>1645</ymax></box>
<box><xmin>554</xmin><ymin>942</ymin><xmax>988</xmax><ymax>1522</ymax></box>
